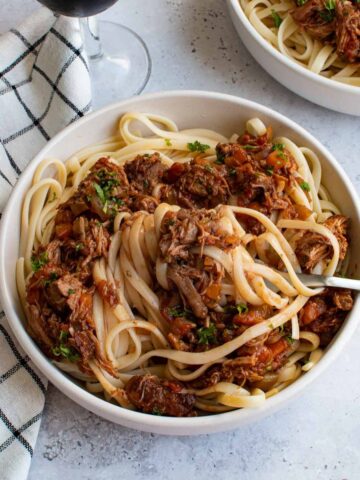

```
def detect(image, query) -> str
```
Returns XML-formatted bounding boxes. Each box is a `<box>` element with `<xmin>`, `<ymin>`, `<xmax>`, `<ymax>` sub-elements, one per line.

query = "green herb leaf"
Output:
<box><xmin>265</xmin><ymin>166</ymin><xmax>274</xmax><ymax>176</ymax></box>
<box><xmin>94</xmin><ymin>182</ymin><xmax>106</xmax><ymax>204</ymax></box>
<box><xmin>242</xmin><ymin>145</ymin><xmax>258</xmax><ymax>150</ymax></box>
<box><xmin>204</xmin><ymin>164</ymin><xmax>213</xmax><ymax>172</ymax></box>
<box><xmin>143</xmin><ymin>179</ymin><xmax>149</xmax><ymax>189</ymax></box>
<box><xmin>68</xmin><ymin>289</ymin><xmax>75</xmax><ymax>295</ymax></box>
<box><xmin>59</xmin><ymin>330</ymin><xmax>69</xmax><ymax>342</ymax></box>
<box><xmin>271</xmin><ymin>10</ymin><xmax>283</xmax><ymax>28</ymax></box>
<box><xmin>31</xmin><ymin>252</ymin><xmax>48</xmax><ymax>272</ymax></box>
<box><xmin>168</xmin><ymin>305</ymin><xmax>188</xmax><ymax>318</ymax></box>
<box><xmin>319</xmin><ymin>0</ymin><xmax>335</xmax><ymax>22</ymax></box>
<box><xmin>297</xmin><ymin>0</ymin><xmax>308</xmax><ymax>5</ymax></box>
<box><xmin>113</xmin><ymin>197</ymin><xmax>125</xmax><ymax>206</ymax></box>
<box><xmin>285</xmin><ymin>335</ymin><xmax>295</xmax><ymax>344</ymax></box>
<box><xmin>187</xmin><ymin>140</ymin><xmax>210</xmax><ymax>154</ymax></box>
<box><xmin>272</xmin><ymin>143</ymin><xmax>285</xmax><ymax>152</ymax></box>
<box><xmin>229</xmin><ymin>168</ymin><xmax>236</xmax><ymax>177</ymax></box>
<box><xmin>215</xmin><ymin>152</ymin><xmax>225</xmax><ymax>164</ymax></box>
<box><xmin>236</xmin><ymin>303</ymin><xmax>249</xmax><ymax>314</ymax></box>
<box><xmin>164</xmin><ymin>138</ymin><xmax>172</xmax><ymax>147</ymax></box>
<box><xmin>43</xmin><ymin>272</ymin><xmax>59</xmax><ymax>287</ymax></box>
<box><xmin>152</xmin><ymin>407</ymin><xmax>164</xmax><ymax>416</ymax></box>
<box><xmin>75</xmin><ymin>242</ymin><xmax>83</xmax><ymax>252</ymax></box>
<box><xmin>300</xmin><ymin>181</ymin><xmax>310</xmax><ymax>192</ymax></box>
<box><xmin>197</xmin><ymin>324</ymin><xmax>217</xmax><ymax>345</ymax></box>
<box><xmin>52</xmin><ymin>344</ymin><xmax>79</xmax><ymax>362</ymax></box>
<box><xmin>325</xmin><ymin>0</ymin><xmax>336</xmax><ymax>10</ymax></box>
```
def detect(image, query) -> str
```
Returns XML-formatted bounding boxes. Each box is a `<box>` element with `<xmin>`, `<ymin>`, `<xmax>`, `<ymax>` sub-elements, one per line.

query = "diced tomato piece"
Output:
<box><xmin>268</xmin><ymin>338</ymin><xmax>288</xmax><ymax>358</ymax></box>
<box><xmin>267</xmin><ymin>150</ymin><xmax>288</xmax><ymax>170</ymax></box>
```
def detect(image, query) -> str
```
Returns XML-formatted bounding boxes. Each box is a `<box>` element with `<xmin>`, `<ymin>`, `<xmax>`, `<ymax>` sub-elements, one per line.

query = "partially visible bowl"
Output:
<box><xmin>0</xmin><ymin>90</ymin><xmax>359</xmax><ymax>435</ymax></box>
<box><xmin>227</xmin><ymin>0</ymin><xmax>360</xmax><ymax>116</ymax></box>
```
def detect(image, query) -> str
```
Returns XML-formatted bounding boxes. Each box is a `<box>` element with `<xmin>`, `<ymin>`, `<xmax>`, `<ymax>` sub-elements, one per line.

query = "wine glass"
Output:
<box><xmin>36</xmin><ymin>0</ymin><xmax>151</xmax><ymax>107</ymax></box>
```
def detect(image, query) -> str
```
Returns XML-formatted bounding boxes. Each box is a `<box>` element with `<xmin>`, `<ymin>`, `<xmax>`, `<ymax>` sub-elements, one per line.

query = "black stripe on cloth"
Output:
<box><xmin>2</xmin><ymin>49</ymin><xmax>84</xmax><ymax>147</ymax></box>
<box><xmin>32</xmin><ymin>64</ymin><xmax>84</xmax><ymax>117</ymax></box>
<box><xmin>68</xmin><ymin>99</ymin><xmax>92</xmax><ymax>124</ymax></box>
<box><xmin>0</xmin><ymin>322</ymin><xmax>46</xmax><ymax>395</ymax></box>
<box><xmin>0</xmin><ymin>412</ymin><xmax>42</xmax><ymax>454</ymax></box>
<box><xmin>0</xmin><ymin>144</ymin><xmax>21</xmax><ymax>176</ymax></box>
<box><xmin>0</xmin><ymin>168</ymin><xmax>13</xmax><ymax>187</ymax></box>
<box><xmin>0</xmin><ymin>76</ymin><xmax>50</xmax><ymax>142</ymax></box>
<box><xmin>0</xmin><ymin>357</ymin><xmax>30</xmax><ymax>385</ymax></box>
<box><xmin>0</xmin><ymin>78</ymin><xmax>31</xmax><ymax>97</ymax></box>
<box><xmin>10</xmin><ymin>28</ymin><xmax>36</xmax><ymax>51</ymax></box>
<box><xmin>50</xmin><ymin>27</ymin><xmax>89</xmax><ymax>71</ymax></box>
<box><xmin>0</xmin><ymin>34</ymin><xmax>46</xmax><ymax>79</ymax></box>
<box><xmin>0</xmin><ymin>409</ymin><xmax>34</xmax><ymax>456</ymax></box>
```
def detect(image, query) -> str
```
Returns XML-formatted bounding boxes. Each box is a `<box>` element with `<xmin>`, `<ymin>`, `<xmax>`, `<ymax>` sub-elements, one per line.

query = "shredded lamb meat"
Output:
<box><xmin>336</xmin><ymin>0</ymin><xmax>360</xmax><ymax>63</ymax></box>
<box><xmin>291</xmin><ymin>0</ymin><xmax>360</xmax><ymax>63</ymax></box>
<box><xmin>291</xmin><ymin>0</ymin><xmax>336</xmax><ymax>40</ymax></box>
<box><xmin>125</xmin><ymin>375</ymin><xmax>196</xmax><ymax>417</ymax></box>
<box><xmin>299</xmin><ymin>288</ymin><xmax>353</xmax><ymax>346</ymax></box>
<box><xmin>295</xmin><ymin>214</ymin><xmax>350</xmax><ymax>272</ymax></box>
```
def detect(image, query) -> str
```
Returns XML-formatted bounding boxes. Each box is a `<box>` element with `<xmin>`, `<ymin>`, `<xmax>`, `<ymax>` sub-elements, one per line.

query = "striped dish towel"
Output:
<box><xmin>0</xmin><ymin>8</ymin><xmax>91</xmax><ymax>479</ymax></box>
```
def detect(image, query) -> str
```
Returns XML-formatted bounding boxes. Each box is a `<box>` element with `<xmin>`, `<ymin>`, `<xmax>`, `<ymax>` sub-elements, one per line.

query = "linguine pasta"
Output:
<box><xmin>239</xmin><ymin>0</ymin><xmax>360</xmax><ymax>86</ymax></box>
<box><xmin>16</xmin><ymin>112</ymin><xmax>352</xmax><ymax>416</ymax></box>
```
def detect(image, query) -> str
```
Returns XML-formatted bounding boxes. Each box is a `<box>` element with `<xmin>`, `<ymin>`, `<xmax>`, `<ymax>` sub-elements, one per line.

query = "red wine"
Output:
<box><xmin>37</xmin><ymin>0</ymin><xmax>118</xmax><ymax>17</ymax></box>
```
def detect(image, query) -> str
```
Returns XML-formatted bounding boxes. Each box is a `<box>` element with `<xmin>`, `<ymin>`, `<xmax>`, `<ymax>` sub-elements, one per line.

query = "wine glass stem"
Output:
<box><xmin>79</xmin><ymin>17</ymin><xmax>103</xmax><ymax>61</ymax></box>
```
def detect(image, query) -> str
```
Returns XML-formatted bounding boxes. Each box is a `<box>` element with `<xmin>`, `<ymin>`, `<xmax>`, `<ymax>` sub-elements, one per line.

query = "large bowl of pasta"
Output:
<box><xmin>0</xmin><ymin>91</ymin><xmax>359</xmax><ymax>434</ymax></box>
<box><xmin>227</xmin><ymin>0</ymin><xmax>360</xmax><ymax>116</ymax></box>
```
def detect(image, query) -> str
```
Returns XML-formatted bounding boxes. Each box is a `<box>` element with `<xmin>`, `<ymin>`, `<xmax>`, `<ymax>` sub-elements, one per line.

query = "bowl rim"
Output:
<box><xmin>1</xmin><ymin>89</ymin><xmax>359</xmax><ymax>434</ymax></box>
<box><xmin>227</xmin><ymin>0</ymin><xmax>360</xmax><ymax>96</ymax></box>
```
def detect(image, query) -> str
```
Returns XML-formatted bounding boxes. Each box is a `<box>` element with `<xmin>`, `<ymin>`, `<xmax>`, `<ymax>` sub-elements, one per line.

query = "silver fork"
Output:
<box><xmin>291</xmin><ymin>273</ymin><xmax>360</xmax><ymax>290</ymax></box>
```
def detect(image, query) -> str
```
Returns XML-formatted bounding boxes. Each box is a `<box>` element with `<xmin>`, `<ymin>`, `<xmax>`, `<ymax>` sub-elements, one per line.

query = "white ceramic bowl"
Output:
<box><xmin>227</xmin><ymin>0</ymin><xmax>360</xmax><ymax>116</ymax></box>
<box><xmin>1</xmin><ymin>91</ymin><xmax>359</xmax><ymax>435</ymax></box>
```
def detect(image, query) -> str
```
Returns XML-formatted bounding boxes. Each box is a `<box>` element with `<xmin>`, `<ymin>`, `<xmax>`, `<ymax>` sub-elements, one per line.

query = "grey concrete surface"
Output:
<box><xmin>1</xmin><ymin>1</ymin><xmax>360</xmax><ymax>479</ymax></box>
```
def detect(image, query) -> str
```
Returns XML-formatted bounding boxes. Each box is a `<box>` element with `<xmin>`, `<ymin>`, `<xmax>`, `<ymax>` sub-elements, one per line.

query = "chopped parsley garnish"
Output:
<box><xmin>271</xmin><ymin>10</ymin><xmax>283</xmax><ymax>28</ymax></box>
<box><xmin>143</xmin><ymin>179</ymin><xmax>149</xmax><ymax>189</ymax></box>
<box><xmin>75</xmin><ymin>242</ymin><xmax>83</xmax><ymax>252</ymax></box>
<box><xmin>52</xmin><ymin>345</ymin><xmax>80</xmax><ymax>362</ymax></box>
<box><xmin>229</xmin><ymin>168</ymin><xmax>236</xmax><ymax>177</ymax></box>
<box><xmin>93</xmin><ymin>171</ymin><xmax>121</xmax><ymax>213</ymax></box>
<box><xmin>31</xmin><ymin>252</ymin><xmax>48</xmax><ymax>272</ymax></box>
<box><xmin>242</xmin><ymin>145</ymin><xmax>258</xmax><ymax>150</ymax></box>
<box><xmin>197</xmin><ymin>324</ymin><xmax>217</xmax><ymax>345</ymax></box>
<box><xmin>187</xmin><ymin>140</ymin><xmax>210</xmax><ymax>154</ymax></box>
<box><xmin>59</xmin><ymin>330</ymin><xmax>68</xmax><ymax>342</ymax></box>
<box><xmin>164</xmin><ymin>138</ymin><xmax>172</xmax><ymax>147</ymax></box>
<box><xmin>224</xmin><ymin>303</ymin><xmax>248</xmax><ymax>315</ymax></box>
<box><xmin>215</xmin><ymin>152</ymin><xmax>225</xmax><ymax>164</ymax></box>
<box><xmin>168</xmin><ymin>305</ymin><xmax>191</xmax><ymax>318</ymax></box>
<box><xmin>319</xmin><ymin>0</ymin><xmax>336</xmax><ymax>22</ymax></box>
<box><xmin>297</xmin><ymin>0</ymin><xmax>308</xmax><ymax>4</ymax></box>
<box><xmin>152</xmin><ymin>407</ymin><xmax>164</xmax><ymax>416</ymax></box>
<box><xmin>94</xmin><ymin>182</ymin><xmax>106</xmax><ymax>204</ymax></box>
<box><xmin>300</xmin><ymin>181</ymin><xmax>310</xmax><ymax>192</ymax></box>
<box><xmin>285</xmin><ymin>335</ymin><xmax>295</xmax><ymax>344</ymax></box>
<box><xmin>236</xmin><ymin>303</ymin><xmax>249</xmax><ymax>314</ymax></box>
<box><xmin>113</xmin><ymin>197</ymin><xmax>125</xmax><ymax>206</ymax></box>
<box><xmin>166</xmin><ymin>219</ymin><xmax>175</xmax><ymax>226</ymax></box>
<box><xmin>43</xmin><ymin>272</ymin><xmax>59</xmax><ymax>287</ymax></box>
<box><xmin>204</xmin><ymin>164</ymin><xmax>213</xmax><ymax>172</ymax></box>
<box><xmin>68</xmin><ymin>289</ymin><xmax>75</xmax><ymax>295</ymax></box>
<box><xmin>265</xmin><ymin>166</ymin><xmax>274</xmax><ymax>176</ymax></box>
<box><xmin>272</xmin><ymin>143</ymin><xmax>285</xmax><ymax>152</ymax></box>
<box><xmin>52</xmin><ymin>331</ymin><xmax>79</xmax><ymax>362</ymax></box>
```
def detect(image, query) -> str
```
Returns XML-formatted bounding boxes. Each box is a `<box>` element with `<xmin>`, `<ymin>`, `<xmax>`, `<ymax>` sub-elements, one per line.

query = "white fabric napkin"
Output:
<box><xmin>0</xmin><ymin>8</ymin><xmax>91</xmax><ymax>479</ymax></box>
